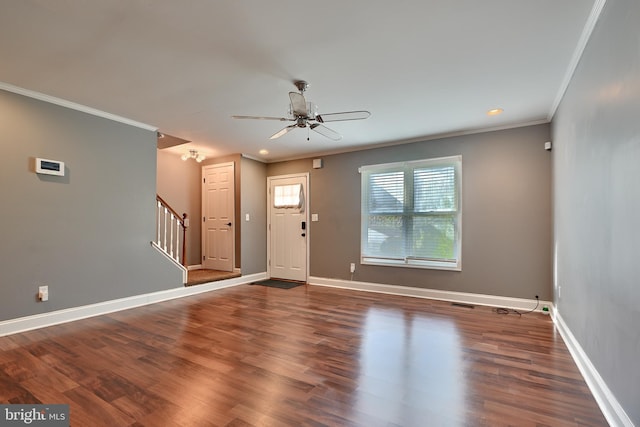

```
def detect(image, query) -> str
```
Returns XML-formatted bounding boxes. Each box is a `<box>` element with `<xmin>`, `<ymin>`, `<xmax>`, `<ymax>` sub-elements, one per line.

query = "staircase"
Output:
<box><xmin>152</xmin><ymin>194</ymin><xmax>188</xmax><ymax>283</ymax></box>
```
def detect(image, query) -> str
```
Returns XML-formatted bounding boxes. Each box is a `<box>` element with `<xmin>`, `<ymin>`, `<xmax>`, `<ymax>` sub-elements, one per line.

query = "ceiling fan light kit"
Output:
<box><xmin>232</xmin><ymin>80</ymin><xmax>370</xmax><ymax>142</ymax></box>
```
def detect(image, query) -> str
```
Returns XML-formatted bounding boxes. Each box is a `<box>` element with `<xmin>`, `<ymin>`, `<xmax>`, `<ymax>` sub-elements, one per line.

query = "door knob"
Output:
<box><xmin>301</xmin><ymin>233</ymin><xmax>306</xmax><ymax>237</ymax></box>
<box><xmin>226</xmin><ymin>222</ymin><xmax>232</xmax><ymax>226</ymax></box>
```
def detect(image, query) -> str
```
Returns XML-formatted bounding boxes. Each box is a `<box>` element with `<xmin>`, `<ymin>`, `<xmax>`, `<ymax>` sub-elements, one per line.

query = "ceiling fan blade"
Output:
<box><xmin>315</xmin><ymin>110</ymin><xmax>371</xmax><ymax>123</ymax></box>
<box><xmin>232</xmin><ymin>115</ymin><xmax>291</xmax><ymax>121</ymax></box>
<box><xmin>310</xmin><ymin>123</ymin><xmax>342</xmax><ymax>141</ymax></box>
<box><xmin>269</xmin><ymin>125</ymin><xmax>297</xmax><ymax>140</ymax></box>
<box><xmin>289</xmin><ymin>92</ymin><xmax>307</xmax><ymax>117</ymax></box>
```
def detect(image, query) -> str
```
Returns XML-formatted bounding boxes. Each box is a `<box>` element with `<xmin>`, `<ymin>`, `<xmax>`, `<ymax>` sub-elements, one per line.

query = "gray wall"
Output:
<box><xmin>0</xmin><ymin>89</ymin><xmax>183</xmax><ymax>322</ymax></box>
<box><xmin>551</xmin><ymin>0</ymin><xmax>640</xmax><ymax>423</ymax></box>
<box><xmin>268</xmin><ymin>123</ymin><xmax>552</xmax><ymax>300</ymax></box>
<box><xmin>156</xmin><ymin>149</ymin><xmax>202</xmax><ymax>266</ymax></box>
<box><xmin>240</xmin><ymin>157</ymin><xmax>267</xmax><ymax>275</ymax></box>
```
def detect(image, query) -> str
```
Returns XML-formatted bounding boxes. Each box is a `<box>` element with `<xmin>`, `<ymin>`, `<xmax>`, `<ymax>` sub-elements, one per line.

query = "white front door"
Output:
<box><xmin>268</xmin><ymin>174</ymin><xmax>308</xmax><ymax>282</ymax></box>
<box><xmin>202</xmin><ymin>162</ymin><xmax>235</xmax><ymax>272</ymax></box>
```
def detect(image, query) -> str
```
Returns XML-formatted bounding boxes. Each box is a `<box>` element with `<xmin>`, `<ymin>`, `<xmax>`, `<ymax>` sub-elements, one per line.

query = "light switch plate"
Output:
<box><xmin>311</xmin><ymin>213</ymin><xmax>319</xmax><ymax>222</ymax></box>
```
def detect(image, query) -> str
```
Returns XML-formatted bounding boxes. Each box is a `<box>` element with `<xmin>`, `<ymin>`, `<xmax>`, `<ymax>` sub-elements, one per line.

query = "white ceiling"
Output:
<box><xmin>0</xmin><ymin>1</ymin><xmax>598</xmax><ymax>162</ymax></box>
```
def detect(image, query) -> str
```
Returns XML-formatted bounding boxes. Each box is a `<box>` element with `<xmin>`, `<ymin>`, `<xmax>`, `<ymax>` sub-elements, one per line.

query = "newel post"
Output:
<box><xmin>182</xmin><ymin>213</ymin><xmax>188</xmax><ymax>266</ymax></box>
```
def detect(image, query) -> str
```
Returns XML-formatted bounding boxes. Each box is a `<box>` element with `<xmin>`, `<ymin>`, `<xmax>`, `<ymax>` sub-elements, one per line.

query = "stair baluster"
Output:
<box><xmin>155</xmin><ymin>195</ymin><xmax>187</xmax><ymax>266</ymax></box>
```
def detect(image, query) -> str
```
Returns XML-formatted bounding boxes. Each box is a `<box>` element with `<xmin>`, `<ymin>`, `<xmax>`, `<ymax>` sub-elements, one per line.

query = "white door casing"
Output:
<box><xmin>268</xmin><ymin>174</ymin><xmax>309</xmax><ymax>282</ymax></box>
<box><xmin>202</xmin><ymin>162</ymin><xmax>235</xmax><ymax>272</ymax></box>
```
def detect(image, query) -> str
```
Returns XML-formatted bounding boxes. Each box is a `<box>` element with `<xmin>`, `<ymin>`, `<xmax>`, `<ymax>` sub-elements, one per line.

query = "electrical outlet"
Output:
<box><xmin>38</xmin><ymin>285</ymin><xmax>49</xmax><ymax>302</ymax></box>
<box><xmin>350</xmin><ymin>263</ymin><xmax>356</xmax><ymax>273</ymax></box>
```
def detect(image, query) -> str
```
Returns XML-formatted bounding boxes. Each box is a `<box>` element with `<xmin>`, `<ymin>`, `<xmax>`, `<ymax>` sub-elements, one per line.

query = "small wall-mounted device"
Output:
<box><xmin>36</xmin><ymin>158</ymin><xmax>65</xmax><ymax>176</ymax></box>
<box><xmin>312</xmin><ymin>158</ymin><xmax>323</xmax><ymax>169</ymax></box>
<box><xmin>544</xmin><ymin>141</ymin><xmax>552</xmax><ymax>151</ymax></box>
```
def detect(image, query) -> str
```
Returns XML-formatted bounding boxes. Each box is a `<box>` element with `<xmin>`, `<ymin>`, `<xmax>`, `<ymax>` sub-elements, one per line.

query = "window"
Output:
<box><xmin>360</xmin><ymin>155</ymin><xmax>461</xmax><ymax>270</ymax></box>
<box><xmin>273</xmin><ymin>184</ymin><xmax>304</xmax><ymax>210</ymax></box>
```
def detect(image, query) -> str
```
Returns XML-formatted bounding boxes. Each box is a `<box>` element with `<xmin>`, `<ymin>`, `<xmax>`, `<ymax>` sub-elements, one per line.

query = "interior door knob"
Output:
<box><xmin>226</xmin><ymin>222</ymin><xmax>232</xmax><ymax>226</ymax></box>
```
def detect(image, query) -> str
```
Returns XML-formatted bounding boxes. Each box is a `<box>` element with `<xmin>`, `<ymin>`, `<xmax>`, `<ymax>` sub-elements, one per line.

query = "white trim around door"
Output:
<box><xmin>267</xmin><ymin>173</ymin><xmax>310</xmax><ymax>282</ymax></box>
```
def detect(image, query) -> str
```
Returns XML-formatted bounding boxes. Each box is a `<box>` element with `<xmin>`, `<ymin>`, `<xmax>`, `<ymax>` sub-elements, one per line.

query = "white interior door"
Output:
<box><xmin>202</xmin><ymin>162</ymin><xmax>235</xmax><ymax>272</ymax></box>
<box><xmin>268</xmin><ymin>174</ymin><xmax>308</xmax><ymax>282</ymax></box>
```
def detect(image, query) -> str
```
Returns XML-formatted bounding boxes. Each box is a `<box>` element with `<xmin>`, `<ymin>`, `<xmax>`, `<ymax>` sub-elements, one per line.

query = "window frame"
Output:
<box><xmin>360</xmin><ymin>155</ymin><xmax>462</xmax><ymax>271</ymax></box>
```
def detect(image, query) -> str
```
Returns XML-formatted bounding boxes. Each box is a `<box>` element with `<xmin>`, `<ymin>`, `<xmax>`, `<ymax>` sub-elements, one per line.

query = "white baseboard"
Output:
<box><xmin>0</xmin><ymin>272</ymin><xmax>267</xmax><ymax>338</ymax></box>
<box><xmin>553</xmin><ymin>312</ymin><xmax>633</xmax><ymax>427</ymax></box>
<box><xmin>308</xmin><ymin>276</ymin><xmax>551</xmax><ymax>313</ymax></box>
<box><xmin>1</xmin><ymin>274</ymin><xmax>541</xmax><ymax>338</ymax></box>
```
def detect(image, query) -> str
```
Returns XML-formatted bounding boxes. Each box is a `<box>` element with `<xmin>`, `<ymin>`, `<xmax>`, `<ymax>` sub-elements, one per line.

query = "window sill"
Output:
<box><xmin>361</xmin><ymin>257</ymin><xmax>461</xmax><ymax>271</ymax></box>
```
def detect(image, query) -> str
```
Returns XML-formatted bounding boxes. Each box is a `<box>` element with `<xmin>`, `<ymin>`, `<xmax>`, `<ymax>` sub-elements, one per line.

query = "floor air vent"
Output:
<box><xmin>451</xmin><ymin>302</ymin><xmax>475</xmax><ymax>309</ymax></box>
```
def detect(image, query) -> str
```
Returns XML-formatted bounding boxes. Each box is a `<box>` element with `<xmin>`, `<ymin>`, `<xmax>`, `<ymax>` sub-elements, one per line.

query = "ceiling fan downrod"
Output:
<box><xmin>294</xmin><ymin>80</ymin><xmax>309</xmax><ymax>93</ymax></box>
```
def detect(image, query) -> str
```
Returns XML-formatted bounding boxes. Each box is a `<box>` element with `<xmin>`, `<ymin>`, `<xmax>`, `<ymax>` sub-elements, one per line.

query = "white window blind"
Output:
<box><xmin>274</xmin><ymin>184</ymin><xmax>304</xmax><ymax>210</ymax></box>
<box><xmin>360</xmin><ymin>155</ymin><xmax>461</xmax><ymax>270</ymax></box>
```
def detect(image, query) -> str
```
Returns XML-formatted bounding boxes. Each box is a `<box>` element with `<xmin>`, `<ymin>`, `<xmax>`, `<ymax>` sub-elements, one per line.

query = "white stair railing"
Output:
<box><xmin>155</xmin><ymin>195</ymin><xmax>187</xmax><ymax>266</ymax></box>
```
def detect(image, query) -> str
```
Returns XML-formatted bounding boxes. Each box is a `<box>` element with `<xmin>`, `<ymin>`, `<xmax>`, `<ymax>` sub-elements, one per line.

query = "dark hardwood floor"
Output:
<box><xmin>0</xmin><ymin>285</ymin><xmax>607</xmax><ymax>426</ymax></box>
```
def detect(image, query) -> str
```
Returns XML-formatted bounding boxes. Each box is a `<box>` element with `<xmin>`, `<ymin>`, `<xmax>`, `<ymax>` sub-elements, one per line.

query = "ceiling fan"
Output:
<box><xmin>232</xmin><ymin>80</ymin><xmax>370</xmax><ymax>141</ymax></box>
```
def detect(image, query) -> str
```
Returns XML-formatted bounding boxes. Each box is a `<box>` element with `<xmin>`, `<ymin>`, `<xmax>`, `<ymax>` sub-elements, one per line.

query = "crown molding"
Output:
<box><xmin>0</xmin><ymin>81</ymin><xmax>157</xmax><ymax>131</ymax></box>
<box><xmin>548</xmin><ymin>0</ymin><xmax>608</xmax><ymax>119</ymax></box>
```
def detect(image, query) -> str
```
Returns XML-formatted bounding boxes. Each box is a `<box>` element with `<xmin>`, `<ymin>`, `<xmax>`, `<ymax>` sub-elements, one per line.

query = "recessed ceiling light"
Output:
<box><xmin>259</xmin><ymin>149</ymin><xmax>269</xmax><ymax>155</ymax></box>
<box><xmin>487</xmin><ymin>108</ymin><xmax>504</xmax><ymax>116</ymax></box>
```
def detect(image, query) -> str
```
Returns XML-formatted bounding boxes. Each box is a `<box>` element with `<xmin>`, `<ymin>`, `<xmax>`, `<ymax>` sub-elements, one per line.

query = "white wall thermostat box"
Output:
<box><xmin>36</xmin><ymin>158</ymin><xmax>65</xmax><ymax>176</ymax></box>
